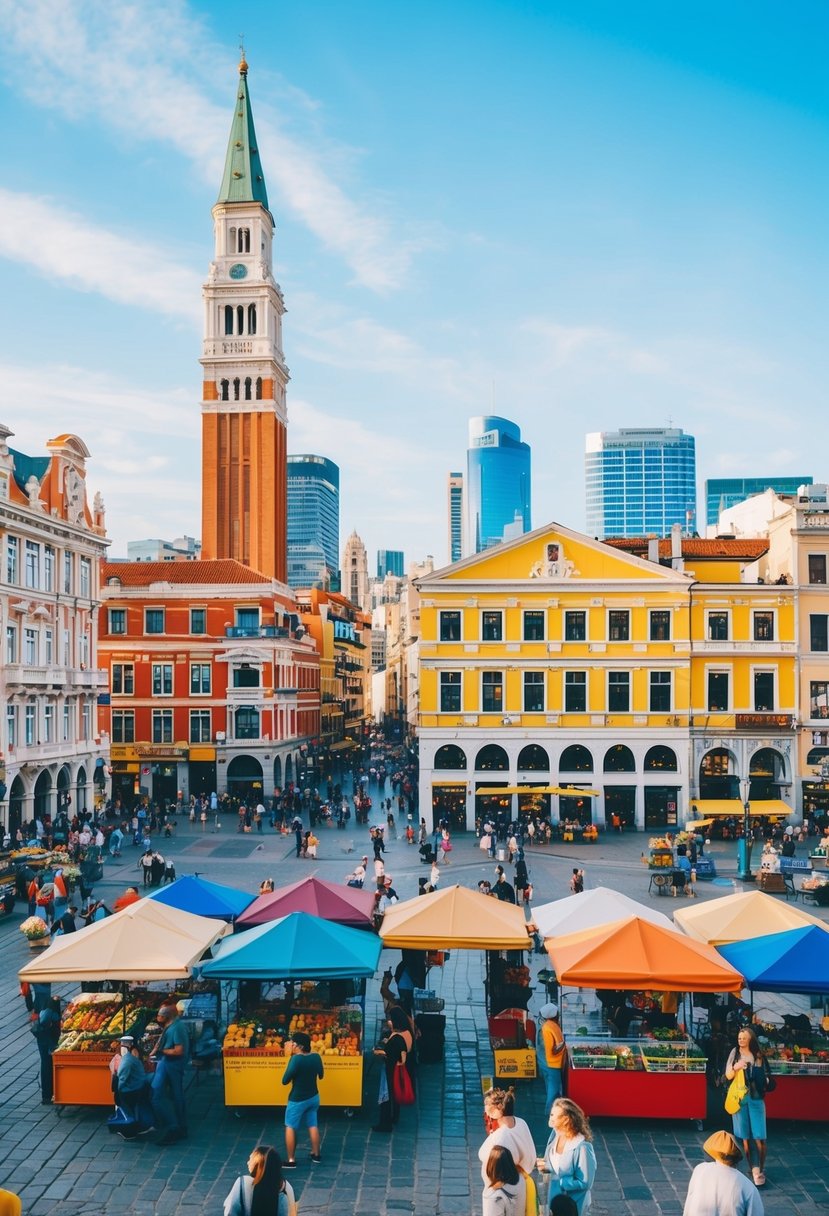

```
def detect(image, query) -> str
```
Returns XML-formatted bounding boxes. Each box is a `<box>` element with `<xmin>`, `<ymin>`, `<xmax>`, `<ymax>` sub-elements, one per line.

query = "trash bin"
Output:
<box><xmin>416</xmin><ymin>1012</ymin><xmax>446</xmax><ymax>1063</ymax></box>
<box><xmin>497</xmin><ymin>847</ymin><xmax>506</xmax><ymax>862</ymax></box>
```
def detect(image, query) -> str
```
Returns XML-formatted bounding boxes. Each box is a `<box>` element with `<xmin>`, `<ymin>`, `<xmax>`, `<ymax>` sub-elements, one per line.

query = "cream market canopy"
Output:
<box><xmin>379</xmin><ymin>884</ymin><xmax>531</xmax><ymax>950</ymax></box>
<box><xmin>545</xmin><ymin>916</ymin><xmax>745</xmax><ymax>993</ymax></box>
<box><xmin>674</xmin><ymin>890</ymin><xmax>829</xmax><ymax>947</ymax></box>
<box><xmin>532</xmin><ymin>886</ymin><xmax>674</xmax><ymax>940</ymax></box>
<box><xmin>18</xmin><ymin>899</ymin><xmax>230</xmax><ymax>983</ymax></box>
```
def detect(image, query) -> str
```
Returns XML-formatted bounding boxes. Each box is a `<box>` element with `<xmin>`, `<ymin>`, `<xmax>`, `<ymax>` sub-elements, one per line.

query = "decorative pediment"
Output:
<box><xmin>215</xmin><ymin>647</ymin><xmax>268</xmax><ymax>664</ymax></box>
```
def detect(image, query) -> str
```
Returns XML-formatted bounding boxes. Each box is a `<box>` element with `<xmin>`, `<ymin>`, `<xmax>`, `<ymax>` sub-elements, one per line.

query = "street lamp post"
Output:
<box><xmin>737</xmin><ymin>776</ymin><xmax>755</xmax><ymax>882</ymax></box>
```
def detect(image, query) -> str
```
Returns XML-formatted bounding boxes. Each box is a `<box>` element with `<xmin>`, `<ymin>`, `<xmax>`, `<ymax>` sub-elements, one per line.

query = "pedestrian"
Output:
<box><xmin>536</xmin><ymin>1003</ymin><xmax>566</xmax><ymax>1113</ymax></box>
<box><xmin>32</xmin><ymin>997</ymin><xmax>61</xmax><ymax>1104</ymax></box>
<box><xmin>255</xmin><ymin>801</ymin><xmax>265</xmax><ymax>834</ymax></box>
<box><xmin>428</xmin><ymin>859</ymin><xmax>440</xmax><ymax>892</ymax></box>
<box><xmin>418</xmin><ymin>819</ymin><xmax>427</xmax><ymax>847</ymax></box>
<box><xmin>115</xmin><ymin>1039</ymin><xmax>155</xmax><ymax>1137</ymax></box>
<box><xmin>537</xmin><ymin>1098</ymin><xmax>597</xmax><ymax>1215</ymax></box>
<box><xmin>478</xmin><ymin>1087</ymin><xmax>536</xmax><ymax>1203</ymax></box>
<box><xmin>683</xmin><ymin>1130</ymin><xmax>764</xmax><ymax>1216</ymax></box>
<box><xmin>724</xmin><ymin>1029</ymin><xmax>770</xmax><ymax>1187</ymax></box>
<box><xmin>570</xmin><ymin>868</ymin><xmax>585</xmax><ymax>895</ymax></box>
<box><xmin>281</xmin><ymin>1032</ymin><xmax>324</xmax><ymax>1166</ymax></box>
<box><xmin>550</xmin><ymin>1200</ymin><xmax>579</xmax><ymax>1216</ymax></box>
<box><xmin>440</xmin><ymin>828</ymin><xmax>453</xmax><ymax>864</ymax></box>
<box><xmin>55</xmin><ymin>904</ymin><xmax>79</xmax><ymax>935</ymax></box>
<box><xmin>482</xmin><ymin>1145</ymin><xmax>524</xmax><ymax>1216</ymax></box>
<box><xmin>150</xmin><ymin>1003</ymin><xmax>189</xmax><ymax>1145</ymax></box>
<box><xmin>223</xmin><ymin>1145</ymin><xmax>297</xmax><ymax>1216</ymax></box>
<box><xmin>514</xmin><ymin>853</ymin><xmax>530</xmax><ymax>901</ymax></box>
<box><xmin>493</xmin><ymin>866</ymin><xmax>516</xmax><ymax>904</ymax></box>
<box><xmin>294</xmin><ymin>821</ymin><xmax>303</xmax><ymax>859</ymax></box>
<box><xmin>306</xmin><ymin>831</ymin><xmax>318</xmax><ymax>860</ymax></box>
<box><xmin>372</xmin><ymin>1007</ymin><xmax>412</xmax><ymax>1134</ymax></box>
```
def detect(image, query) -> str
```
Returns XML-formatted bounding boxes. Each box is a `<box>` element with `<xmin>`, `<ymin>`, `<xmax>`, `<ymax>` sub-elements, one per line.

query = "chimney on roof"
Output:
<box><xmin>647</xmin><ymin>537</ymin><xmax>659</xmax><ymax>564</ymax></box>
<box><xmin>670</xmin><ymin>522</ymin><xmax>684</xmax><ymax>572</ymax></box>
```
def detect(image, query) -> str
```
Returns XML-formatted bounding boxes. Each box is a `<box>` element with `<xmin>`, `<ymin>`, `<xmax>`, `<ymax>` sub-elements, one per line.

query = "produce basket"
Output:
<box><xmin>570</xmin><ymin>1050</ymin><xmax>617</xmax><ymax>1070</ymax></box>
<box><xmin>641</xmin><ymin>1045</ymin><xmax>706</xmax><ymax>1073</ymax></box>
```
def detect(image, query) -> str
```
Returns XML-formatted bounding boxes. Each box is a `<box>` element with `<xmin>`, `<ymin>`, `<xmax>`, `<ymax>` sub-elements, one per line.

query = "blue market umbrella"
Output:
<box><xmin>147</xmin><ymin>875</ymin><xmax>255</xmax><ymax>922</ymax></box>
<box><xmin>718</xmin><ymin>925</ymin><xmax>829</xmax><ymax>994</ymax></box>
<box><xmin>200</xmin><ymin>911</ymin><xmax>382</xmax><ymax>980</ymax></box>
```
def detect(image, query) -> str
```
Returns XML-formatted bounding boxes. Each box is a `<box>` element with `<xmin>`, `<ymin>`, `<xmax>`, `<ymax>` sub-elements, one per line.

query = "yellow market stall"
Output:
<box><xmin>200</xmin><ymin>911</ymin><xmax>382</xmax><ymax>1109</ymax></box>
<box><xmin>380</xmin><ymin>885</ymin><xmax>534</xmax><ymax>1080</ymax></box>
<box><xmin>18</xmin><ymin>899</ymin><xmax>229</xmax><ymax>1107</ymax></box>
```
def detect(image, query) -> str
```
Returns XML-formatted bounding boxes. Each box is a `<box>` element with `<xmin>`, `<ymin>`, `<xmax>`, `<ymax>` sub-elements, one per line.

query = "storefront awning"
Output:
<box><xmin>432</xmin><ymin>779</ymin><xmax>467</xmax><ymax>787</ymax></box>
<box><xmin>686</xmin><ymin>819</ymin><xmax>714</xmax><ymax>831</ymax></box>
<box><xmin>329</xmin><ymin>739</ymin><xmax>355</xmax><ymax>752</ymax></box>
<box><xmin>475</xmin><ymin>785</ymin><xmax>599</xmax><ymax>797</ymax></box>
<box><xmin>689</xmin><ymin>799</ymin><xmax>744</xmax><ymax>817</ymax></box>
<box><xmin>748</xmin><ymin>800</ymin><xmax>794</xmax><ymax>819</ymax></box>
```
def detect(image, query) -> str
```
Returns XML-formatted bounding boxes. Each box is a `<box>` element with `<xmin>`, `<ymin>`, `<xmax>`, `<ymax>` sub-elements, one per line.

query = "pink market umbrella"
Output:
<box><xmin>236</xmin><ymin>875</ymin><xmax>376</xmax><ymax>930</ymax></box>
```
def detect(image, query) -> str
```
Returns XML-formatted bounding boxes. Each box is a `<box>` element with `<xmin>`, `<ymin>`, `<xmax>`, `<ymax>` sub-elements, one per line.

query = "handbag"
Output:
<box><xmin>392</xmin><ymin>1061</ymin><xmax>415</xmax><ymax>1105</ymax></box>
<box><xmin>724</xmin><ymin>1067</ymin><xmax>748</xmax><ymax>1114</ymax></box>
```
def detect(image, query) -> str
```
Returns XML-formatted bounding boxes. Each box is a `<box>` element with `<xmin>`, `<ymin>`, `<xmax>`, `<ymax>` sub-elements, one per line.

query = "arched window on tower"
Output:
<box><xmin>236</xmin><ymin>305</ymin><xmax>245</xmax><ymax>335</ymax></box>
<box><xmin>238</xmin><ymin>228</ymin><xmax>250</xmax><ymax>253</ymax></box>
<box><xmin>248</xmin><ymin>304</ymin><xmax>257</xmax><ymax>334</ymax></box>
<box><xmin>233</xmin><ymin>378</ymin><xmax>241</xmax><ymax>401</ymax></box>
<box><xmin>229</xmin><ymin>227</ymin><xmax>236</xmax><ymax>254</ymax></box>
<box><xmin>224</xmin><ymin>305</ymin><xmax>234</xmax><ymax>336</ymax></box>
<box><xmin>255</xmin><ymin>377</ymin><xmax>263</xmax><ymax>400</ymax></box>
<box><xmin>220</xmin><ymin>379</ymin><xmax>229</xmax><ymax>402</ymax></box>
<box><xmin>244</xmin><ymin>377</ymin><xmax>252</xmax><ymax>401</ymax></box>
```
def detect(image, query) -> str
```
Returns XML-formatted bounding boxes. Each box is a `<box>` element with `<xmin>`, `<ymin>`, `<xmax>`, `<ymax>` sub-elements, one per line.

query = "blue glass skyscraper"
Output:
<box><xmin>705</xmin><ymin>476</ymin><xmax>812</xmax><ymax>527</ymax></box>
<box><xmin>585</xmin><ymin>427</ymin><xmax>697</xmax><ymax>538</ymax></box>
<box><xmin>287</xmin><ymin>454</ymin><xmax>340</xmax><ymax>589</ymax></box>
<box><xmin>466</xmin><ymin>416</ymin><xmax>531</xmax><ymax>555</ymax></box>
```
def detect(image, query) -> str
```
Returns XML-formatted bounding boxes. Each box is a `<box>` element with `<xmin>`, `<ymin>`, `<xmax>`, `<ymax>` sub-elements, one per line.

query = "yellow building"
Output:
<box><xmin>417</xmin><ymin>522</ymin><xmax>798</xmax><ymax>831</ymax></box>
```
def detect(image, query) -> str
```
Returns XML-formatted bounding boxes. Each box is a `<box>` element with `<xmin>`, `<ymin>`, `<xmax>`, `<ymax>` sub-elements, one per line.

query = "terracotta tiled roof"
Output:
<box><xmin>605</xmin><ymin>537</ymin><xmax>769</xmax><ymax>559</ymax></box>
<box><xmin>102</xmin><ymin>560</ymin><xmax>274</xmax><ymax>586</ymax></box>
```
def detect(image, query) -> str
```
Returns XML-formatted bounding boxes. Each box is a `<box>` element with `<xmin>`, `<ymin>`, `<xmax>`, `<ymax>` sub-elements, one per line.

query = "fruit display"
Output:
<box><xmin>222</xmin><ymin>1007</ymin><xmax>362</xmax><ymax>1058</ymax></box>
<box><xmin>502</xmin><ymin>966</ymin><xmax>530</xmax><ymax>987</ymax></box>
<box><xmin>765</xmin><ymin>1045</ymin><xmax>829</xmax><ymax>1075</ymax></box>
<box><xmin>57</xmin><ymin>991</ymin><xmax>175</xmax><ymax>1053</ymax></box>
<box><xmin>568</xmin><ymin>1037</ymin><xmax>704</xmax><ymax>1073</ymax></box>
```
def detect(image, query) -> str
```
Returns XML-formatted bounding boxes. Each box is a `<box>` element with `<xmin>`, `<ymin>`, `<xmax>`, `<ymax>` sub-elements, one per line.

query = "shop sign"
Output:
<box><xmin>110</xmin><ymin>746</ymin><xmax>138</xmax><ymax>761</ymax></box>
<box><xmin>735</xmin><ymin>714</ymin><xmax>793</xmax><ymax>730</ymax></box>
<box><xmin>140</xmin><ymin>745</ymin><xmax>188</xmax><ymax>758</ymax></box>
<box><xmin>493</xmin><ymin>1049</ymin><xmax>536</xmax><ymax>1079</ymax></box>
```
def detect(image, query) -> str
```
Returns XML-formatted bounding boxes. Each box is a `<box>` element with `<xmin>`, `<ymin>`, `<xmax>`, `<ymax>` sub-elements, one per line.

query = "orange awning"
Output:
<box><xmin>545</xmin><ymin>915</ymin><xmax>744</xmax><ymax>993</ymax></box>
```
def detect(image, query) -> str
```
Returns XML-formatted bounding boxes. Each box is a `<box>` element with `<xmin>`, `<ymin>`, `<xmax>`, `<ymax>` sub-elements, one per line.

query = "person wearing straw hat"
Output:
<box><xmin>683</xmin><ymin>1131</ymin><xmax>764</xmax><ymax>1215</ymax></box>
<box><xmin>536</xmin><ymin>1003</ymin><xmax>566</xmax><ymax>1113</ymax></box>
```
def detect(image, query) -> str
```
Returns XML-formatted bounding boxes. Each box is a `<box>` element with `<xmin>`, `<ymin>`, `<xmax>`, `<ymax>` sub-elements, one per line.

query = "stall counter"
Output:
<box><xmin>52</xmin><ymin>1052</ymin><xmax>115</xmax><ymax>1107</ymax></box>
<box><xmin>565</xmin><ymin>1038</ymin><xmax>707</xmax><ymax>1120</ymax></box>
<box><xmin>223</xmin><ymin>1051</ymin><xmax>362</xmax><ymax>1107</ymax></box>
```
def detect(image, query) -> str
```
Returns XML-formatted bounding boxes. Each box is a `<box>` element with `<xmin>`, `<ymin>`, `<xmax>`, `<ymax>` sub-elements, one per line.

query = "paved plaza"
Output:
<box><xmin>1</xmin><ymin>807</ymin><xmax>828</xmax><ymax>1215</ymax></box>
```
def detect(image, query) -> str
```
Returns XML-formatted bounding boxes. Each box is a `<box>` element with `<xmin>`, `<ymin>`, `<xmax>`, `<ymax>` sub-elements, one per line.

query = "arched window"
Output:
<box><xmin>248</xmin><ymin>304</ymin><xmax>257</xmax><ymax>334</ymax></box>
<box><xmin>224</xmin><ymin>305</ymin><xmax>234</xmax><ymax>336</ymax></box>
<box><xmin>255</xmin><ymin>377</ymin><xmax>263</xmax><ymax>400</ymax></box>
<box><xmin>236</xmin><ymin>305</ymin><xmax>245</xmax><ymax>335</ymax></box>
<box><xmin>244</xmin><ymin>377</ymin><xmax>252</xmax><ymax>401</ymax></box>
<box><xmin>238</xmin><ymin>228</ymin><xmax>250</xmax><ymax>253</ymax></box>
<box><xmin>517</xmin><ymin>744</ymin><xmax>550</xmax><ymax>772</ymax></box>
<box><xmin>559</xmin><ymin>745</ymin><xmax>593</xmax><ymax>772</ymax></box>
<box><xmin>220</xmin><ymin>379</ymin><xmax>229</xmax><ymax>401</ymax></box>
<box><xmin>749</xmin><ymin>747</ymin><xmax>786</xmax><ymax>800</ymax></box>
<box><xmin>229</xmin><ymin>227</ymin><xmax>236</xmax><ymax>253</ymax></box>
<box><xmin>475</xmin><ymin>744</ymin><xmax>509</xmax><ymax>771</ymax></box>
<box><xmin>435</xmin><ymin>744</ymin><xmax>467</xmax><ymax>770</ymax></box>
<box><xmin>807</xmin><ymin>747</ymin><xmax>829</xmax><ymax>767</ymax></box>
<box><xmin>644</xmin><ymin>745</ymin><xmax>677</xmax><ymax>772</ymax></box>
<box><xmin>604</xmin><ymin>745</ymin><xmax>635</xmax><ymax>773</ymax></box>
<box><xmin>233</xmin><ymin>378</ymin><xmax>240</xmax><ymax>401</ymax></box>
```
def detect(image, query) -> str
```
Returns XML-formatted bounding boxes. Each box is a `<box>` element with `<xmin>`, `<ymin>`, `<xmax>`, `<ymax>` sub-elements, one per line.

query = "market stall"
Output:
<box><xmin>673</xmin><ymin>890</ymin><xmax>829</xmax><ymax>946</ymax></box>
<box><xmin>235</xmin><ymin>875</ymin><xmax>376</xmax><ymax>929</ymax></box>
<box><xmin>18</xmin><ymin>899</ymin><xmax>229</xmax><ymax>1106</ymax></box>
<box><xmin>380</xmin><ymin>885</ymin><xmax>534</xmax><ymax>1079</ymax></box>
<box><xmin>531</xmin><ymin>887</ymin><xmax>673</xmax><ymax>940</ymax></box>
<box><xmin>546</xmin><ymin>915</ymin><xmax>744</xmax><ymax>1119</ymax></box>
<box><xmin>147</xmin><ymin>875</ymin><xmax>255</xmax><ymax>921</ymax></box>
<box><xmin>200</xmin><ymin>911</ymin><xmax>381</xmax><ymax>1108</ymax></box>
<box><xmin>715</xmin><ymin>925</ymin><xmax>829</xmax><ymax>1121</ymax></box>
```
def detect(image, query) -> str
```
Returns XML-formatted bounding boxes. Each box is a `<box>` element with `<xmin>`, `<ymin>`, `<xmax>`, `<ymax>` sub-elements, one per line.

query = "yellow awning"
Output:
<box><xmin>689</xmin><ymin>799</ymin><xmax>744</xmax><ymax>817</ymax></box>
<box><xmin>432</xmin><ymin>780</ymin><xmax>467</xmax><ymax>788</ymax></box>
<box><xmin>749</xmin><ymin>800</ymin><xmax>795</xmax><ymax>819</ymax></box>
<box><xmin>686</xmin><ymin>819</ymin><xmax>714</xmax><ymax>830</ymax></box>
<box><xmin>475</xmin><ymin>785</ymin><xmax>599</xmax><ymax>797</ymax></box>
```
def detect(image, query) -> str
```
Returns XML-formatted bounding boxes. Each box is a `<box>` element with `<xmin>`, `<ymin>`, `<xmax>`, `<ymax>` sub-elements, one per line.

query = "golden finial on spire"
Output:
<box><xmin>238</xmin><ymin>35</ymin><xmax>248</xmax><ymax>75</ymax></box>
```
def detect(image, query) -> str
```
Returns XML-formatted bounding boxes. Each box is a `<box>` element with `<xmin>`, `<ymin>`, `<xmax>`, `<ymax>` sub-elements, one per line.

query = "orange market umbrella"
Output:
<box><xmin>546</xmin><ymin>915</ymin><xmax>744</xmax><ymax>993</ymax></box>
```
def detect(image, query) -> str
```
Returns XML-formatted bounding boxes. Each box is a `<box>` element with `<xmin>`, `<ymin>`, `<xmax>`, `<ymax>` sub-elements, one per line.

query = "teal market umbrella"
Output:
<box><xmin>200</xmin><ymin>911</ymin><xmax>382</xmax><ymax>980</ymax></box>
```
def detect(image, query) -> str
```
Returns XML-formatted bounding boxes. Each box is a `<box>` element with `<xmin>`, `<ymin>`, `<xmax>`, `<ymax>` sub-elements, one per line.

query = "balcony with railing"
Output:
<box><xmin>225</xmin><ymin>626</ymin><xmax>290</xmax><ymax>639</ymax></box>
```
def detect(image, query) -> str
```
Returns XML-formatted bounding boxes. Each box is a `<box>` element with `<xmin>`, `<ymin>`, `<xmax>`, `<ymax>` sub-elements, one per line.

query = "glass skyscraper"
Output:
<box><xmin>286</xmin><ymin>454</ymin><xmax>340</xmax><ymax>590</ymax></box>
<box><xmin>377</xmin><ymin>549</ymin><xmax>404</xmax><ymax>578</ymax></box>
<box><xmin>585</xmin><ymin>427</ymin><xmax>697</xmax><ymax>538</ymax></box>
<box><xmin>448</xmin><ymin>471</ymin><xmax>464</xmax><ymax>564</ymax></box>
<box><xmin>466</xmin><ymin>417</ymin><xmax>531</xmax><ymax>555</ymax></box>
<box><xmin>705</xmin><ymin>476</ymin><xmax>812</xmax><ymax>527</ymax></box>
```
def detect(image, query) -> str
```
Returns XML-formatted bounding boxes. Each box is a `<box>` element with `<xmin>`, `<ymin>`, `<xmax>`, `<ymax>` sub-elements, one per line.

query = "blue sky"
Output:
<box><xmin>0</xmin><ymin>0</ymin><xmax>826</xmax><ymax>568</ymax></box>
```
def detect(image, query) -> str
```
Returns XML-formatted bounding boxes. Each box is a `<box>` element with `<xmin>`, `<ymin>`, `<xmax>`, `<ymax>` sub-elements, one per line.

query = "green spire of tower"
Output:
<box><xmin>217</xmin><ymin>53</ymin><xmax>271</xmax><ymax>213</ymax></box>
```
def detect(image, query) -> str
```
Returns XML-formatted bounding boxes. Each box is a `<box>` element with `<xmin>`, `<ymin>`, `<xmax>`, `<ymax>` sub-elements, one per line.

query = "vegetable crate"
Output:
<box><xmin>570</xmin><ymin>1051</ymin><xmax>618</xmax><ymax>1070</ymax></box>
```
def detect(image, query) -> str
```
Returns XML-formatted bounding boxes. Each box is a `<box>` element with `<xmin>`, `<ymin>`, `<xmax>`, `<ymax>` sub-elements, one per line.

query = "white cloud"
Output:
<box><xmin>0</xmin><ymin>0</ymin><xmax>416</xmax><ymax>291</ymax></box>
<box><xmin>0</xmin><ymin>189</ymin><xmax>201</xmax><ymax>320</ymax></box>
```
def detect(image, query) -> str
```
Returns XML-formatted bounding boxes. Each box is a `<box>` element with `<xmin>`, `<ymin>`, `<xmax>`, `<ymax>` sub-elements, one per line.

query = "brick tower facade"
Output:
<box><xmin>200</xmin><ymin>55</ymin><xmax>290</xmax><ymax>582</ymax></box>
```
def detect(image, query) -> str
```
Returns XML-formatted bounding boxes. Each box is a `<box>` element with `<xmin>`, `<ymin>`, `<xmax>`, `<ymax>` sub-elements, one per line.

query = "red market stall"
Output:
<box><xmin>546</xmin><ymin>916</ymin><xmax>744</xmax><ymax>1120</ymax></box>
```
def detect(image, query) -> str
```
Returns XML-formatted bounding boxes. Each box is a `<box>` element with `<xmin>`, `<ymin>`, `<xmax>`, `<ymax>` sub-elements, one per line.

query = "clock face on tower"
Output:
<box><xmin>229</xmin><ymin>262</ymin><xmax>248</xmax><ymax>280</ymax></box>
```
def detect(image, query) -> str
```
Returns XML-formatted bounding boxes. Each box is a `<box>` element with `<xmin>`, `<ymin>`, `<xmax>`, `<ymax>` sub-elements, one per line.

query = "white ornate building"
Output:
<box><xmin>0</xmin><ymin>427</ymin><xmax>109</xmax><ymax>834</ymax></box>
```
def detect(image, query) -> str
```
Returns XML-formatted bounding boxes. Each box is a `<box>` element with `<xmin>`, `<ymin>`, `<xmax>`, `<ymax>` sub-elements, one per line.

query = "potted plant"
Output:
<box><xmin>20</xmin><ymin>916</ymin><xmax>51</xmax><ymax>948</ymax></box>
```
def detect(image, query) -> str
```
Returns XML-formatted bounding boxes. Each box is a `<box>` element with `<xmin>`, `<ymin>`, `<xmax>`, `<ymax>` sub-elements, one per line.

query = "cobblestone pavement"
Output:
<box><xmin>1</xmin><ymin>802</ymin><xmax>827</xmax><ymax>1214</ymax></box>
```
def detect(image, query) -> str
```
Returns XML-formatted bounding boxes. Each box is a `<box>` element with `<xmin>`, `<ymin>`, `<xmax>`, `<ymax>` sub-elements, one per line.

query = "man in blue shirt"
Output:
<box><xmin>151</xmin><ymin>1004</ymin><xmax>190</xmax><ymax>1145</ymax></box>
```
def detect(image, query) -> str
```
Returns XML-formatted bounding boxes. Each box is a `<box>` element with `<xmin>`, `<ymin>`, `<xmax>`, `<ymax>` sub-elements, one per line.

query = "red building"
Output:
<box><xmin>98</xmin><ymin>560</ymin><xmax>320</xmax><ymax>806</ymax></box>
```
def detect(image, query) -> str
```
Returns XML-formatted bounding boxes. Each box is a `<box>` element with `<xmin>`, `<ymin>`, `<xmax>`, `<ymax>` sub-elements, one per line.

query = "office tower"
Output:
<box><xmin>377</xmin><ymin>549</ymin><xmax>404</xmax><ymax>579</ymax></box>
<box><xmin>705</xmin><ymin>477</ymin><xmax>813</xmax><ymax>528</ymax></box>
<box><xmin>465</xmin><ymin>417</ymin><xmax>531</xmax><ymax>555</ymax></box>
<box><xmin>200</xmin><ymin>55</ymin><xmax>290</xmax><ymax>582</ymax></box>
<box><xmin>585</xmin><ymin>427</ymin><xmax>697</xmax><ymax>539</ymax></box>
<box><xmin>448</xmin><ymin>471</ymin><xmax>463</xmax><ymax>564</ymax></box>
<box><xmin>287</xmin><ymin>455</ymin><xmax>340</xmax><ymax>589</ymax></box>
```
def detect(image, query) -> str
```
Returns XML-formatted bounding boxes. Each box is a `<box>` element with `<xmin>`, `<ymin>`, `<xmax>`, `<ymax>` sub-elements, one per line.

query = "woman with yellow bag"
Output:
<box><xmin>724</xmin><ymin>1028</ymin><xmax>771</xmax><ymax>1188</ymax></box>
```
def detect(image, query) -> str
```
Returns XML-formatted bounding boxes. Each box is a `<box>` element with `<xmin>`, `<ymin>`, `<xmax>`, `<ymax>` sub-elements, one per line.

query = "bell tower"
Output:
<box><xmin>200</xmin><ymin>54</ymin><xmax>290</xmax><ymax>582</ymax></box>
